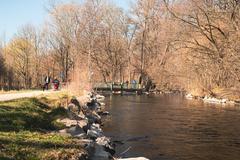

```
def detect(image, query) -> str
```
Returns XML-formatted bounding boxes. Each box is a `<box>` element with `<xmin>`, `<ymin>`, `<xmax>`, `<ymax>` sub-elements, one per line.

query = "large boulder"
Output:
<box><xmin>87</xmin><ymin>129</ymin><xmax>103</xmax><ymax>139</ymax></box>
<box><xmin>59</xmin><ymin>125</ymin><xmax>85</xmax><ymax>137</ymax></box>
<box><xmin>78</xmin><ymin>119</ymin><xmax>88</xmax><ymax>128</ymax></box>
<box><xmin>86</xmin><ymin>111</ymin><xmax>101</xmax><ymax>124</ymax></box>
<box><xmin>96</xmin><ymin>94</ymin><xmax>105</xmax><ymax>101</ymax></box>
<box><xmin>87</xmin><ymin>143</ymin><xmax>113</xmax><ymax>160</ymax></box>
<box><xmin>87</xmin><ymin>99</ymin><xmax>97</xmax><ymax>110</ymax></box>
<box><xmin>57</xmin><ymin>118</ymin><xmax>88</xmax><ymax>128</ymax></box>
<box><xmin>78</xmin><ymin>111</ymin><xmax>87</xmax><ymax>120</ymax></box>
<box><xmin>87</xmin><ymin>123</ymin><xmax>103</xmax><ymax>139</ymax></box>
<box><xmin>90</xmin><ymin>123</ymin><xmax>102</xmax><ymax>131</ymax></box>
<box><xmin>96</xmin><ymin>136</ymin><xmax>115</xmax><ymax>155</ymax></box>
<box><xmin>57</xmin><ymin>118</ymin><xmax>78</xmax><ymax>127</ymax></box>
<box><xmin>98</xmin><ymin>111</ymin><xmax>110</xmax><ymax>116</ymax></box>
<box><xmin>68</xmin><ymin>101</ymin><xmax>80</xmax><ymax>114</ymax></box>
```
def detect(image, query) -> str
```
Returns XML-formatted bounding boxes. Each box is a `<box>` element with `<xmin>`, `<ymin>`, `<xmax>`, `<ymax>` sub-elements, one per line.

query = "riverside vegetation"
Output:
<box><xmin>0</xmin><ymin>0</ymin><xmax>239</xmax><ymax>101</ymax></box>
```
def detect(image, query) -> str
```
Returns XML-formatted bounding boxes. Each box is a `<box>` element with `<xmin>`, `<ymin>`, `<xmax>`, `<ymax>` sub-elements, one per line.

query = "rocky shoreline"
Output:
<box><xmin>56</xmin><ymin>92</ymin><xmax>149</xmax><ymax>160</ymax></box>
<box><xmin>185</xmin><ymin>93</ymin><xmax>239</xmax><ymax>105</ymax></box>
<box><xmin>147</xmin><ymin>88</ymin><xmax>240</xmax><ymax>105</ymax></box>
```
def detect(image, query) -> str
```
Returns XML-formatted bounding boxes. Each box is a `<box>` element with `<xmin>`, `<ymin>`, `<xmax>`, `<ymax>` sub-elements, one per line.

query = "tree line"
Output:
<box><xmin>0</xmin><ymin>0</ymin><xmax>239</xmax><ymax>95</ymax></box>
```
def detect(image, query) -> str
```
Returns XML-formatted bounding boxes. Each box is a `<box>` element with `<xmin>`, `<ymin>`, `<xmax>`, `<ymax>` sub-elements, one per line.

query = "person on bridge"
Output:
<box><xmin>126</xmin><ymin>80</ymin><xmax>129</xmax><ymax>89</ymax></box>
<box><xmin>132</xmin><ymin>79</ymin><xmax>137</xmax><ymax>89</ymax></box>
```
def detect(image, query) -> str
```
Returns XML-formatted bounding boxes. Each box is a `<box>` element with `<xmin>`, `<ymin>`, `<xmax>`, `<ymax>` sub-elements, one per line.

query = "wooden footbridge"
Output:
<box><xmin>93</xmin><ymin>82</ymin><xmax>144</xmax><ymax>94</ymax></box>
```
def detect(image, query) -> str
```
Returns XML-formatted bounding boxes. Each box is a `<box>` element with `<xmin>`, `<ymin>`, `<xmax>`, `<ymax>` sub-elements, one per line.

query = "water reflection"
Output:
<box><xmin>103</xmin><ymin>94</ymin><xmax>240</xmax><ymax>160</ymax></box>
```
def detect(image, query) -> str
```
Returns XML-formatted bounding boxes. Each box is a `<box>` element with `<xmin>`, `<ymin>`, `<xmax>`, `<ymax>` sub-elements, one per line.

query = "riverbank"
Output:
<box><xmin>0</xmin><ymin>91</ymin><xmax>149</xmax><ymax>160</ymax></box>
<box><xmin>185</xmin><ymin>88</ymin><xmax>240</xmax><ymax>105</ymax></box>
<box><xmin>0</xmin><ymin>93</ymin><xmax>89</xmax><ymax>159</ymax></box>
<box><xmin>61</xmin><ymin>92</ymin><xmax>149</xmax><ymax>160</ymax></box>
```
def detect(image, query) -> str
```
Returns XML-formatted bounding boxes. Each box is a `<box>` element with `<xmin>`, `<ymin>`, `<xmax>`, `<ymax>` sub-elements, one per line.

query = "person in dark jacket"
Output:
<box><xmin>43</xmin><ymin>76</ymin><xmax>51</xmax><ymax>91</ymax></box>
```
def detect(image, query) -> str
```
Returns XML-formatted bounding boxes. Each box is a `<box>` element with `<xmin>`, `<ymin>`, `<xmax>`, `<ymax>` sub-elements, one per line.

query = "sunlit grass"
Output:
<box><xmin>0</xmin><ymin>89</ymin><xmax>41</xmax><ymax>95</ymax></box>
<box><xmin>0</xmin><ymin>131</ymin><xmax>86</xmax><ymax>160</ymax></box>
<box><xmin>0</xmin><ymin>97</ymin><xmax>86</xmax><ymax>160</ymax></box>
<box><xmin>0</xmin><ymin>98</ymin><xmax>68</xmax><ymax>132</ymax></box>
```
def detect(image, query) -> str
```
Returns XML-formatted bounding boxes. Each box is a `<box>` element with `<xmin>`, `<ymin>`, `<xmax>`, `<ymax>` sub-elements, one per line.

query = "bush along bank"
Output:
<box><xmin>58</xmin><ymin>92</ymin><xmax>150</xmax><ymax>160</ymax></box>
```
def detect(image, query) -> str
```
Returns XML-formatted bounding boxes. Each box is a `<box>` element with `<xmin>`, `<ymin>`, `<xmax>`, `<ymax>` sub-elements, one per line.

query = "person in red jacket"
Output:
<box><xmin>52</xmin><ymin>78</ymin><xmax>60</xmax><ymax>90</ymax></box>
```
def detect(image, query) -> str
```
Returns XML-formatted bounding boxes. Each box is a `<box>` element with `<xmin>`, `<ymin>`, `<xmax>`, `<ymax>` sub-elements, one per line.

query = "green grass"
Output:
<box><xmin>0</xmin><ymin>131</ymin><xmax>86</xmax><ymax>160</ymax></box>
<box><xmin>0</xmin><ymin>98</ymin><xmax>67</xmax><ymax>132</ymax></box>
<box><xmin>0</xmin><ymin>97</ymin><xmax>86</xmax><ymax>160</ymax></box>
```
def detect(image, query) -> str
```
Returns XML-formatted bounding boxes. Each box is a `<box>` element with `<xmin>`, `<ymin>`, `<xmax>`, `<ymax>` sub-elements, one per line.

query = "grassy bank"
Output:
<box><xmin>0</xmin><ymin>95</ymin><xmax>86</xmax><ymax>160</ymax></box>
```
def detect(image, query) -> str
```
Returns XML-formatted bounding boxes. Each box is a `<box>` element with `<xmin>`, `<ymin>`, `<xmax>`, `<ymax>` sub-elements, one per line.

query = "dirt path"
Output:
<box><xmin>0</xmin><ymin>90</ymin><xmax>60</xmax><ymax>102</ymax></box>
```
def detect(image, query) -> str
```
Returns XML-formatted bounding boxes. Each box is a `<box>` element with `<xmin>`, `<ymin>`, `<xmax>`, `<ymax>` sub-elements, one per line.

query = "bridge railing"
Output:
<box><xmin>93</xmin><ymin>82</ymin><xmax>141</xmax><ymax>90</ymax></box>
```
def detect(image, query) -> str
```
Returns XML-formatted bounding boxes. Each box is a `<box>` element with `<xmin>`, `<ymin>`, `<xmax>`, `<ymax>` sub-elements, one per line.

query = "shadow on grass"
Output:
<box><xmin>0</xmin><ymin>137</ymin><xmax>84</xmax><ymax>149</ymax></box>
<box><xmin>0</xmin><ymin>157</ymin><xmax>14</xmax><ymax>160</ymax></box>
<box><xmin>0</xmin><ymin>98</ymin><xmax>68</xmax><ymax>132</ymax></box>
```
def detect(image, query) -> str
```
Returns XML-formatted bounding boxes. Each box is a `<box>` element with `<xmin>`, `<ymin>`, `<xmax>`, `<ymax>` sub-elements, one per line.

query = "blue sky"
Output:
<box><xmin>0</xmin><ymin>0</ymin><xmax>133</xmax><ymax>41</ymax></box>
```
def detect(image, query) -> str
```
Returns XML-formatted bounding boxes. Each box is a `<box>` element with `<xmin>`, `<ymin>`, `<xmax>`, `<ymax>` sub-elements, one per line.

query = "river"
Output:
<box><xmin>102</xmin><ymin>94</ymin><xmax>240</xmax><ymax>160</ymax></box>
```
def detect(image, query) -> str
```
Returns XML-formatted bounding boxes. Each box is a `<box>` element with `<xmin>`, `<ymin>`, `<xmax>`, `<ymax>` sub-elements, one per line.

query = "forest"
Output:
<box><xmin>0</xmin><ymin>0</ymin><xmax>239</xmax><ymax>97</ymax></box>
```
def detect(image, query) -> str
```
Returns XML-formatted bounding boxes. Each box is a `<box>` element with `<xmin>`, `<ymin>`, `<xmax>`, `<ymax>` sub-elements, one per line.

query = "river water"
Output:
<box><xmin>102</xmin><ymin>94</ymin><xmax>240</xmax><ymax>160</ymax></box>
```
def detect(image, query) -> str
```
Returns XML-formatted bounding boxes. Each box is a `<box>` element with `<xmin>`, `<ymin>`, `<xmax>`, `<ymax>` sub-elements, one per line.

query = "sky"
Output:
<box><xmin>0</xmin><ymin>0</ymin><xmax>133</xmax><ymax>42</ymax></box>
